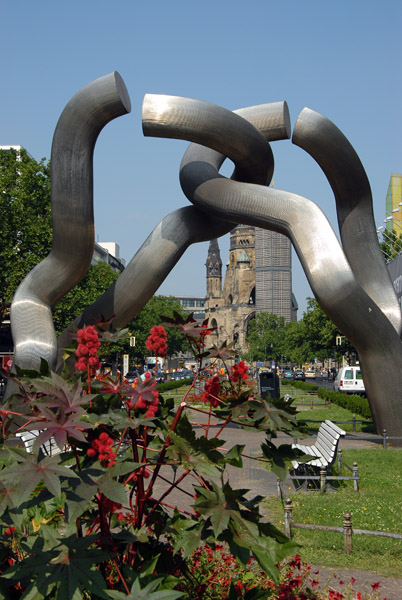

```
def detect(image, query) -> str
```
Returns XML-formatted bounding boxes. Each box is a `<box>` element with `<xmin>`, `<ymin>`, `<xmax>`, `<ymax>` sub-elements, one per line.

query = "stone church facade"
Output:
<box><xmin>205</xmin><ymin>225</ymin><xmax>297</xmax><ymax>356</ymax></box>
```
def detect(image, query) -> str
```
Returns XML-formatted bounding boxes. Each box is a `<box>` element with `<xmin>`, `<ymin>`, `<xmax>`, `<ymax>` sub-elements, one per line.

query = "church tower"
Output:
<box><xmin>205</xmin><ymin>239</ymin><xmax>222</xmax><ymax>301</ymax></box>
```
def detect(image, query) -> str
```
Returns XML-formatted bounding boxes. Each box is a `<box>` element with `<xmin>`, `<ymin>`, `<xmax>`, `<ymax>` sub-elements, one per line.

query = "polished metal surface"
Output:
<box><xmin>143</xmin><ymin>94</ymin><xmax>402</xmax><ymax>441</ymax></box>
<box><xmin>10</xmin><ymin>72</ymin><xmax>131</xmax><ymax>375</ymax></box>
<box><xmin>293</xmin><ymin>108</ymin><xmax>402</xmax><ymax>336</ymax></box>
<box><xmin>56</xmin><ymin>99</ymin><xmax>291</xmax><ymax>363</ymax></box>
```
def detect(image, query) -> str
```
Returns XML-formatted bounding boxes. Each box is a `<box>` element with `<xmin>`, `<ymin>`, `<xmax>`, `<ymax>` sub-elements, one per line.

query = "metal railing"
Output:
<box><xmin>283</xmin><ymin>498</ymin><xmax>402</xmax><ymax>554</ymax></box>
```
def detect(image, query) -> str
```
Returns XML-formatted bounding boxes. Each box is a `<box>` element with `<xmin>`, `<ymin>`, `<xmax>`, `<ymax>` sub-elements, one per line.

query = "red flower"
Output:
<box><xmin>87</xmin><ymin>432</ymin><xmax>116</xmax><ymax>467</ymax></box>
<box><xmin>371</xmin><ymin>582</ymin><xmax>381</xmax><ymax>590</ymax></box>
<box><xmin>125</xmin><ymin>376</ymin><xmax>160</xmax><ymax>418</ymax></box>
<box><xmin>75</xmin><ymin>325</ymin><xmax>101</xmax><ymax>372</ymax></box>
<box><xmin>230</xmin><ymin>361</ymin><xmax>249</xmax><ymax>383</ymax></box>
<box><xmin>145</xmin><ymin>326</ymin><xmax>167</xmax><ymax>357</ymax></box>
<box><xmin>201</xmin><ymin>375</ymin><xmax>221</xmax><ymax>408</ymax></box>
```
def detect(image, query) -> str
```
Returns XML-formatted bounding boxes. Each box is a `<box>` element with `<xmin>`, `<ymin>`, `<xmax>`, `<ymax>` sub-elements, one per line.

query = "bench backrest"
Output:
<box><xmin>16</xmin><ymin>430</ymin><xmax>61</xmax><ymax>455</ymax></box>
<box><xmin>315</xmin><ymin>420</ymin><xmax>345</xmax><ymax>466</ymax></box>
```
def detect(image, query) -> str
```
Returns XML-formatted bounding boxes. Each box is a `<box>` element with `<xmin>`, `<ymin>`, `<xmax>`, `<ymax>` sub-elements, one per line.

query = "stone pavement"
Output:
<box><xmin>153</xmin><ymin>411</ymin><xmax>402</xmax><ymax>598</ymax></box>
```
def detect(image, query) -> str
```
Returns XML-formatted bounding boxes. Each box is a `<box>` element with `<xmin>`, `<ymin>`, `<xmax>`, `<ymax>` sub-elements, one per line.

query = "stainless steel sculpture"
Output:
<box><xmin>56</xmin><ymin>100</ymin><xmax>291</xmax><ymax>364</ymax></box>
<box><xmin>7</xmin><ymin>73</ymin><xmax>402</xmax><ymax>443</ymax></box>
<box><xmin>10</xmin><ymin>72</ymin><xmax>131</xmax><ymax>374</ymax></box>
<box><xmin>143</xmin><ymin>94</ymin><xmax>402</xmax><ymax>441</ymax></box>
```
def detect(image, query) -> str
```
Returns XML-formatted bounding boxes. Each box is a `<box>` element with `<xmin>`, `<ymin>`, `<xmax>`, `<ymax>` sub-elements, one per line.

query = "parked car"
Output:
<box><xmin>293</xmin><ymin>369</ymin><xmax>306</xmax><ymax>382</ymax></box>
<box><xmin>282</xmin><ymin>369</ymin><xmax>293</xmax><ymax>380</ymax></box>
<box><xmin>305</xmin><ymin>369</ymin><xmax>316</xmax><ymax>379</ymax></box>
<box><xmin>123</xmin><ymin>370</ymin><xmax>140</xmax><ymax>385</ymax></box>
<box><xmin>155</xmin><ymin>370</ymin><xmax>166</xmax><ymax>383</ymax></box>
<box><xmin>333</xmin><ymin>366</ymin><xmax>365</xmax><ymax>395</ymax></box>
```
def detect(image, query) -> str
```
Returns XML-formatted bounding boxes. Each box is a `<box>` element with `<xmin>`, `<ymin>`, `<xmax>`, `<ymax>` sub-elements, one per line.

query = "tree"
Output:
<box><xmin>53</xmin><ymin>262</ymin><xmax>119</xmax><ymax>334</ymax></box>
<box><xmin>380</xmin><ymin>229</ymin><xmax>402</xmax><ymax>263</ymax></box>
<box><xmin>282</xmin><ymin>297</ymin><xmax>354</xmax><ymax>364</ymax></box>
<box><xmin>0</xmin><ymin>148</ymin><xmax>52</xmax><ymax>322</ymax></box>
<box><xmin>282</xmin><ymin>320</ymin><xmax>306</xmax><ymax>365</ymax></box>
<box><xmin>126</xmin><ymin>295</ymin><xmax>187</xmax><ymax>365</ymax></box>
<box><xmin>244</xmin><ymin>312</ymin><xmax>286</xmax><ymax>364</ymax></box>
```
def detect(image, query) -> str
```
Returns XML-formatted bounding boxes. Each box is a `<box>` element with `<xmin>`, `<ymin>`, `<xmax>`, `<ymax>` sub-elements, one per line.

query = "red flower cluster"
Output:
<box><xmin>230</xmin><ymin>361</ymin><xmax>249</xmax><ymax>383</ymax></box>
<box><xmin>202</xmin><ymin>375</ymin><xmax>221</xmax><ymax>408</ymax></box>
<box><xmin>132</xmin><ymin>390</ymin><xmax>160</xmax><ymax>418</ymax></box>
<box><xmin>199</xmin><ymin>325</ymin><xmax>211</xmax><ymax>338</ymax></box>
<box><xmin>145</xmin><ymin>325</ymin><xmax>167</xmax><ymax>357</ymax></box>
<box><xmin>75</xmin><ymin>325</ymin><xmax>101</xmax><ymax>372</ymax></box>
<box><xmin>87</xmin><ymin>432</ymin><xmax>116</xmax><ymax>467</ymax></box>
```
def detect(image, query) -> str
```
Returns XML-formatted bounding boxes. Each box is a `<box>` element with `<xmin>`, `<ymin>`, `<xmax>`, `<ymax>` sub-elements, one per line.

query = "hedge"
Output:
<box><xmin>281</xmin><ymin>380</ymin><xmax>319</xmax><ymax>392</ymax></box>
<box><xmin>281</xmin><ymin>379</ymin><xmax>372</xmax><ymax>419</ymax></box>
<box><xmin>157</xmin><ymin>379</ymin><xmax>190</xmax><ymax>392</ymax></box>
<box><xmin>316</xmin><ymin>386</ymin><xmax>372</xmax><ymax>419</ymax></box>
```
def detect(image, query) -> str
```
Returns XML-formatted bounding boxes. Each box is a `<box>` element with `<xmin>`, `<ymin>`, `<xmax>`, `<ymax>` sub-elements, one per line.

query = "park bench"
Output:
<box><xmin>290</xmin><ymin>420</ymin><xmax>346</xmax><ymax>490</ymax></box>
<box><xmin>15</xmin><ymin>430</ymin><xmax>62</xmax><ymax>456</ymax></box>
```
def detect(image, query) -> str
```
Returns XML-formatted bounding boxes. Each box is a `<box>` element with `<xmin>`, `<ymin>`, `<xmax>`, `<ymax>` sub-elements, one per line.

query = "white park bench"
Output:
<box><xmin>290</xmin><ymin>420</ymin><xmax>346</xmax><ymax>490</ymax></box>
<box><xmin>15</xmin><ymin>430</ymin><xmax>62</xmax><ymax>456</ymax></box>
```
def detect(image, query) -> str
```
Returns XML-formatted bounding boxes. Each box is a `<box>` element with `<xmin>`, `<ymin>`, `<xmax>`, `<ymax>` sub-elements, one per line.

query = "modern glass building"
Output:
<box><xmin>385</xmin><ymin>174</ymin><xmax>402</xmax><ymax>232</ymax></box>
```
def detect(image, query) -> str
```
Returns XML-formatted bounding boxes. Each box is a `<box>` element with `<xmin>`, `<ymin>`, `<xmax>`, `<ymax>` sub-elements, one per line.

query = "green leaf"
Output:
<box><xmin>193</xmin><ymin>481</ymin><xmax>251</xmax><ymax>538</ymax></box>
<box><xmin>44</xmin><ymin>535</ymin><xmax>110</xmax><ymax>600</ymax></box>
<box><xmin>108</xmin><ymin>577</ymin><xmax>185</xmax><ymax>600</ymax></box>
<box><xmin>96</xmin><ymin>476</ymin><xmax>128</xmax><ymax>506</ymax></box>
<box><xmin>172</xmin><ymin>519</ymin><xmax>204</xmax><ymax>558</ymax></box>
<box><xmin>261</xmin><ymin>439</ymin><xmax>311</xmax><ymax>480</ymax></box>
<box><xmin>1</xmin><ymin>454</ymin><xmax>79</xmax><ymax>499</ymax></box>
<box><xmin>224</xmin><ymin>444</ymin><xmax>245</xmax><ymax>467</ymax></box>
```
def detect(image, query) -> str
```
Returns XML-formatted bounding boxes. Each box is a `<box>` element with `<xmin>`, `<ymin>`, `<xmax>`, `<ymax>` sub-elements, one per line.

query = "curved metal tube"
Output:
<box><xmin>143</xmin><ymin>94</ymin><xmax>402</xmax><ymax>439</ymax></box>
<box><xmin>10</xmin><ymin>72</ymin><xmax>131</xmax><ymax>375</ymax></box>
<box><xmin>57</xmin><ymin>100</ymin><xmax>291</xmax><ymax>360</ymax></box>
<box><xmin>293</xmin><ymin>108</ymin><xmax>402</xmax><ymax>336</ymax></box>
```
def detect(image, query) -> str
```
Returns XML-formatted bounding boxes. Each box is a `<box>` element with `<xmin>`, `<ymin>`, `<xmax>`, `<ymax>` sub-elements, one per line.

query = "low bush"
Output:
<box><xmin>157</xmin><ymin>379</ymin><xmax>189</xmax><ymax>392</ymax></box>
<box><xmin>281</xmin><ymin>379</ymin><xmax>319</xmax><ymax>392</ymax></box>
<box><xmin>317</xmin><ymin>387</ymin><xmax>372</xmax><ymax>419</ymax></box>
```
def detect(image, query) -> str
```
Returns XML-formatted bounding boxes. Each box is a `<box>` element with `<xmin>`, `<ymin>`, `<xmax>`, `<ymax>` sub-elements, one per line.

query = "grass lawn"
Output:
<box><xmin>264</xmin><ymin>448</ymin><xmax>402</xmax><ymax>577</ymax></box>
<box><xmin>294</xmin><ymin>403</ymin><xmax>374</xmax><ymax>433</ymax></box>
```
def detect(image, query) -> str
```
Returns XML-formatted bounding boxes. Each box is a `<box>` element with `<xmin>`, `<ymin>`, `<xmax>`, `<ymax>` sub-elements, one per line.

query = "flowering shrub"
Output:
<box><xmin>145</xmin><ymin>325</ymin><xmax>168</xmax><ymax>357</ymax></box>
<box><xmin>0</xmin><ymin>313</ymin><xmax>385</xmax><ymax>599</ymax></box>
<box><xmin>75</xmin><ymin>324</ymin><xmax>102</xmax><ymax>372</ymax></box>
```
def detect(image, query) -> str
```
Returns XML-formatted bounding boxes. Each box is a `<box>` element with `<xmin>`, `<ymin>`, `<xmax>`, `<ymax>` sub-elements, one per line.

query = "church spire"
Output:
<box><xmin>206</xmin><ymin>239</ymin><xmax>222</xmax><ymax>299</ymax></box>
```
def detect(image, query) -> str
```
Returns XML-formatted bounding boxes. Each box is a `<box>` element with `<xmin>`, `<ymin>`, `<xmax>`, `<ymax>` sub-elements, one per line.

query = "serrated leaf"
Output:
<box><xmin>96</xmin><ymin>476</ymin><xmax>128</xmax><ymax>506</ymax></box>
<box><xmin>1</xmin><ymin>454</ymin><xmax>79</xmax><ymax>498</ymax></box>
<box><xmin>261</xmin><ymin>439</ymin><xmax>311</xmax><ymax>480</ymax></box>
<box><xmin>108</xmin><ymin>577</ymin><xmax>185</xmax><ymax>600</ymax></box>
<box><xmin>224</xmin><ymin>444</ymin><xmax>244</xmax><ymax>467</ymax></box>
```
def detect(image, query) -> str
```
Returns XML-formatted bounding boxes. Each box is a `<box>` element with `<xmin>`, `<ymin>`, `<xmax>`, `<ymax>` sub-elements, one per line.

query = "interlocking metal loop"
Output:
<box><xmin>142</xmin><ymin>94</ymin><xmax>402</xmax><ymax>441</ymax></box>
<box><xmin>56</xmin><ymin>98</ymin><xmax>291</xmax><ymax>365</ymax></box>
<box><xmin>10</xmin><ymin>73</ymin><xmax>131</xmax><ymax>375</ymax></box>
<box><xmin>7</xmin><ymin>73</ymin><xmax>402</xmax><ymax>442</ymax></box>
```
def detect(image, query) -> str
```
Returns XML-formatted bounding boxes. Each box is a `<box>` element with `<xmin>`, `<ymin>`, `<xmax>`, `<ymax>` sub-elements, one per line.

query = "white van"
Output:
<box><xmin>334</xmin><ymin>366</ymin><xmax>365</xmax><ymax>395</ymax></box>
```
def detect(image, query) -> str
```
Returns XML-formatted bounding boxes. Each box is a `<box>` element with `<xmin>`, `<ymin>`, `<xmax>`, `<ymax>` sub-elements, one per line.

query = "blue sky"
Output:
<box><xmin>2</xmin><ymin>1</ymin><xmax>401</xmax><ymax>316</ymax></box>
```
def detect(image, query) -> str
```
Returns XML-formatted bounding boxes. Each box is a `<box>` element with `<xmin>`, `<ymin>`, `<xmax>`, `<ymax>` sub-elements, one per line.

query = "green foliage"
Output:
<box><xmin>53</xmin><ymin>262</ymin><xmax>119</xmax><ymax>334</ymax></box>
<box><xmin>0</xmin><ymin>148</ymin><xmax>52</xmax><ymax>322</ymax></box>
<box><xmin>282</xmin><ymin>380</ymin><xmax>319</xmax><ymax>393</ymax></box>
<box><xmin>245</xmin><ymin>313</ymin><xmax>286</xmax><ymax>363</ymax></box>
<box><xmin>316</xmin><ymin>387</ymin><xmax>372</xmax><ymax>419</ymax></box>
<box><xmin>0</xmin><ymin>317</ymin><xmax>309</xmax><ymax>598</ymax></box>
<box><xmin>380</xmin><ymin>228</ymin><xmax>402</xmax><ymax>262</ymax></box>
<box><xmin>128</xmin><ymin>296</ymin><xmax>187</xmax><ymax>363</ymax></box>
<box><xmin>157</xmin><ymin>380</ymin><xmax>189</xmax><ymax>392</ymax></box>
<box><xmin>245</xmin><ymin>300</ymin><xmax>355</xmax><ymax>367</ymax></box>
<box><xmin>284</xmin><ymin>298</ymin><xmax>354</xmax><ymax>364</ymax></box>
<box><xmin>282</xmin><ymin>378</ymin><xmax>372</xmax><ymax>420</ymax></box>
